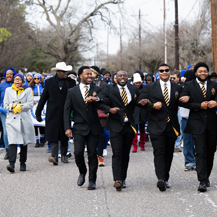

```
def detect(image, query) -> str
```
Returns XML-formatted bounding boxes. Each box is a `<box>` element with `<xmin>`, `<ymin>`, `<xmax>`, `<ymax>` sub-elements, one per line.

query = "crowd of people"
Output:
<box><xmin>0</xmin><ymin>61</ymin><xmax>217</xmax><ymax>193</ymax></box>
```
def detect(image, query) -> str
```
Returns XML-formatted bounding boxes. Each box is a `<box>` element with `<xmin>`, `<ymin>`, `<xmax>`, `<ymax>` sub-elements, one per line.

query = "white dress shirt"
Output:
<box><xmin>117</xmin><ymin>84</ymin><xmax>132</xmax><ymax>122</ymax></box>
<box><xmin>117</xmin><ymin>84</ymin><xmax>132</xmax><ymax>103</ymax></box>
<box><xmin>196</xmin><ymin>78</ymin><xmax>207</xmax><ymax>90</ymax></box>
<box><xmin>159</xmin><ymin>79</ymin><xmax>171</xmax><ymax>100</ymax></box>
<box><xmin>79</xmin><ymin>83</ymin><xmax>90</xmax><ymax>101</ymax></box>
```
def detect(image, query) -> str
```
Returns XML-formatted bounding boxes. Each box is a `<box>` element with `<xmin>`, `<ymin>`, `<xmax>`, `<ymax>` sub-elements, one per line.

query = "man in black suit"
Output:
<box><xmin>36</xmin><ymin>62</ymin><xmax>76</xmax><ymax>165</ymax></box>
<box><xmin>138</xmin><ymin>63</ymin><xmax>182</xmax><ymax>191</ymax></box>
<box><xmin>179</xmin><ymin>62</ymin><xmax>217</xmax><ymax>192</ymax></box>
<box><xmin>64</xmin><ymin>66</ymin><xmax>110</xmax><ymax>190</ymax></box>
<box><xmin>98</xmin><ymin>70</ymin><xmax>141</xmax><ymax>191</ymax></box>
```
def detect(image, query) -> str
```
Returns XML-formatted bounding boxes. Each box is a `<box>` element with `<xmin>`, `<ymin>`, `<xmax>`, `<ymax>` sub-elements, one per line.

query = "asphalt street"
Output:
<box><xmin>0</xmin><ymin>141</ymin><xmax>217</xmax><ymax>217</ymax></box>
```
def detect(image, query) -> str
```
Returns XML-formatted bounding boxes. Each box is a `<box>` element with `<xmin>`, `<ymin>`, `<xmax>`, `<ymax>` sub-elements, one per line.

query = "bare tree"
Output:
<box><xmin>25</xmin><ymin>0</ymin><xmax>123</xmax><ymax>67</ymax></box>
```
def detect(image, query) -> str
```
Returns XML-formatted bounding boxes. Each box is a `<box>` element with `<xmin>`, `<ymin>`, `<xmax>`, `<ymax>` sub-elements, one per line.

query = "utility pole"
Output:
<box><xmin>107</xmin><ymin>27</ymin><xmax>109</xmax><ymax>67</ymax></box>
<box><xmin>120</xmin><ymin>20</ymin><xmax>123</xmax><ymax>70</ymax></box>
<box><xmin>139</xmin><ymin>9</ymin><xmax>142</xmax><ymax>70</ymax></box>
<box><xmin>175</xmin><ymin>0</ymin><xmax>179</xmax><ymax>70</ymax></box>
<box><xmin>211</xmin><ymin>0</ymin><xmax>217</xmax><ymax>72</ymax></box>
<box><xmin>163</xmin><ymin>0</ymin><xmax>167</xmax><ymax>63</ymax></box>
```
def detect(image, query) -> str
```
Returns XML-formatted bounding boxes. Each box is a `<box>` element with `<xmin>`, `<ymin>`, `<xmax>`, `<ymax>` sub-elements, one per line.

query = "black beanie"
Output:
<box><xmin>194</xmin><ymin>62</ymin><xmax>209</xmax><ymax>73</ymax></box>
<box><xmin>102</xmin><ymin>70</ymin><xmax>111</xmax><ymax>76</ymax></box>
<box><xmin>184</xmin><ymin>70</ymin><xmax>196</xmax><ymax>82</ymax></box>
<box><xmin>90</xmin><ymin>66</ymin><xmax>101</xmax><ymax>75</ymax></box>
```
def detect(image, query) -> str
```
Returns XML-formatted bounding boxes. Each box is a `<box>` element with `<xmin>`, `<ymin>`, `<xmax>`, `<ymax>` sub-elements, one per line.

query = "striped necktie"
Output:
<box><xmin>164</xmin><ymin>83</ymin><xmax>170</xmax><ymax>122</ymax></box>
<box><xmin>84</xmin><ymin>85</ymin><xmax>89</xmax><ymax>104</ymax></box>
<box><xmin>121</xmin><ymin>87</ymin><xmax>128</xmax><ymax>106</ymax></box>
<box><xmin>200</xmin><ymin>82</ymin><xmax>206</xmax><ymax>98</ymax></box>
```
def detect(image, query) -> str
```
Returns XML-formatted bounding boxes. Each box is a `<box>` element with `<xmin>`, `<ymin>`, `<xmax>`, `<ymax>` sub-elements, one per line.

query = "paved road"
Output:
<box><xmin>0</xmin><ymin>141</ymin><xmax>217</xmax><ymax>217</ymax></box>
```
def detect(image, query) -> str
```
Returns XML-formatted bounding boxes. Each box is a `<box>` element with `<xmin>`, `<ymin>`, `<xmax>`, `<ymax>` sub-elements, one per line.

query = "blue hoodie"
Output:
<box><xmin>0</xmin><ymin>67</ymin><xmax>17</xmax><ymax>106</ymax></box>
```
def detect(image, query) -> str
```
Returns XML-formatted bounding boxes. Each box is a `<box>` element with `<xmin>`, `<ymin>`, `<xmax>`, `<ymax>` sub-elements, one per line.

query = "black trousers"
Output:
<box><xmin>74</xmin><ymin>132</ymin><xmax>99</xmax><ymax>182</ymax></box>
<box><xmin>150</xmin><ymin>122</ymin><xmax>177</xmax><ymax>181</ymax></box>
<box><xmin>50</xmin><ymin>140</ymin><xmax>68</xmax><ymax>157</ymax></box>
<box><xmin>193</xmin><ymin>130</ymin><xmax>216</xmax><ymax>184</ymax></box>
<box><xmin>110</xmin><ymin>123</ymin><xmax>135</xmax><ymax>181</ymax></box>
<box><xmin>97</xmin><ymin>129</ymin><xmax>104</xmax><ymax>157</ymax></box>
<box><xmin>9</xmin><ymin>144</ymin><xmax>27</xmax><ymax>165</ymax></box>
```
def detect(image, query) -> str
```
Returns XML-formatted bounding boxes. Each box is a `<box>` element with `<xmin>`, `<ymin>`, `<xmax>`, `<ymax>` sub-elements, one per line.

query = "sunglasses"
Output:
<box><xmin>171</xmin><ymin>77</ymin><xmax>176</xmax><ymax>80</ymax></box>
<box><xmin>34</xmin><ymin>78</ymin><xmax>40</xmax><ymax>80</ymax></box>
<box><xmin>159</xmin><ymin>69</ymin><xmax>170</xmax><ymax>73</ymax></box>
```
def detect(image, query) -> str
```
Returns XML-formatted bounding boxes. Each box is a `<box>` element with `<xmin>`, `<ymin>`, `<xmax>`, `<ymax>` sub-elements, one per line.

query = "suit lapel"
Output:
<box><xmin>156</xmin><ymin>80</ymin><xmax>164</xmax><ymax>102</ymax></box>
<box><xmin>75</xmin><ymin>85</ymin><xmax>87</xmax><ymax>109</ymax></box>
<box><xmin>206</xmin><ymin>80</ymin><xmax>212</xmax><ymax>99</ymax></box>
<box><xmin>113</xmin><ymin>84</ymin><xmax>125</xmax><ymax>107</ymax></box>
<box><xmin>193</xmin><ymin>79</ymin><xmax>204</xmax><ymax>98</ymax></box>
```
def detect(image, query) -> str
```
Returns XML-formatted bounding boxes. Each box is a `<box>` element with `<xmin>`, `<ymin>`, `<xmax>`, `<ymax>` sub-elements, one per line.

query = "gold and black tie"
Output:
<box><xmin>164</xmin><ymin>83</ymin><xmax>170</xmax><ymax>122</ymax></box>
<box><xmin>121</xmin><ymin>87</ymin><xmax>128</xmax><ymax>106</ymax></box>
<box><xmin>200</xmin><ymin>82</ymin><xmax>206</xmax><ymax>98</ymax></box>
<box><xmin>84</xmin><ymin>85</ymin><xmax>89</xmax><ymax>104</ymax></box>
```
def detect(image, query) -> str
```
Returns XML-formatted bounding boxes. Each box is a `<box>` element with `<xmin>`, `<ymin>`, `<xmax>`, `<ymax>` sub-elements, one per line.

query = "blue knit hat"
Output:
<box><xmin>14</xmin><ymin>73</ymin><xmax>24</xmax><ymax>83</ymax></box>
<box><xmin>33</xmin><ymin>73</ymin><xmax>42</xmax><ymax>80</ymax></box>
<box><xmin>3</xmin><ymin>67</ymin><xmax>17</xmax><ymax>78</ymax></box>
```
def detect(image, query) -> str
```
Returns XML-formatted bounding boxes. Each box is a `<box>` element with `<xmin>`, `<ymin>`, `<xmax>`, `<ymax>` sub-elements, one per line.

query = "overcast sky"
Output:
<box><xmin>26</xmin><ymin>0</ymin><xmax>201</xmax><ymax>64</ymax></box>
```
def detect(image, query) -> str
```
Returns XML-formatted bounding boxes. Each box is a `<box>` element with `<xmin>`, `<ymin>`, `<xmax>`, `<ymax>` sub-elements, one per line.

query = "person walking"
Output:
<box><xmin>4</xmin><ymin>74</ymin><xmax>35</xmax><ymax>172</ymax></box>
<box><xmin>179</xmin><ymin>62</ymin><xmax>217</xmax><ymax>192</ymax></box>
<box><xmin>0</xmin><ymin>67</ymin><xmax>17</xmax><ymax>160</ymax></box>
<box><xmin>36</xmin><ymin>62</ymin><xmax>76</xmax><ymax>165</ymax></box>
<box><xmin>138</xmin><ymin>63</ymin><xmax>182</xmax><ymax>191</ymax></box>
<box><xmin>64</xmin><ymin>66</ymin><xmax>109</xmax><ymax>190</ymax></box>
<box><xmin>29</xmin><ymin>73</ymin><xmax>45</xmax><ymax>147</ymax></box>
<box><xmin>99</xmin><ymin>70</ymin><xmax>141</xmax><ymax>191</ymax></box>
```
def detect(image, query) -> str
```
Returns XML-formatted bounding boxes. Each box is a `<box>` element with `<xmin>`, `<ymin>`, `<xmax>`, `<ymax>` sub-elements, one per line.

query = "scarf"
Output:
<box><xmin>12</xmin><ymin>84</ymin><xmax>29</xmax><ymax>96</ymax></box>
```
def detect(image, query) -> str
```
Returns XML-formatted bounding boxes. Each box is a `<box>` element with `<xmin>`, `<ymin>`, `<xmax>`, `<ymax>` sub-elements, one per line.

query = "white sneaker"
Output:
<box><xmin>17</xmin><ymin>147</ymin><xmax>21</xmax><ymax>154</ymax></box>
<box><xmin>69</xmin><ymin>139</ymin><xmax>74</xmax><ymax>143</ymax></box>
<box><xmin>85</xmin><ymin>147</ymin><xmax>87</xmax><ymax>152</ymax></box>
<box><xmin>181</xmin><ymin>140</ymin><xmax>183</xmax><ymax>148</ymax></box>
<box><xmin>103</xmin><ymin>149</ymin><xmax>107</xmax><ymax>156</ymax></box>
<box><xmin>58</xmin><ymin>154</ymin><xmax>61</xmax><ymax>158</ymax></box>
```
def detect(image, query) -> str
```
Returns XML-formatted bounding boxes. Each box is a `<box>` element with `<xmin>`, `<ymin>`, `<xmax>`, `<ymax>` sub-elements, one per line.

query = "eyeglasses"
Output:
<box><xmin>14</xmin><ymin>78</ymin><xmax>22</xmax><ymax>81</ymax></box>
<box><xmin>34</xmin><ymin>78</ymin><xmax>40</xmax><ymax>80</ymax></box>
<box><xmin>159</xmin><ymin>69</ymin><xmax>170</xmax><ymax>73</ymax></box>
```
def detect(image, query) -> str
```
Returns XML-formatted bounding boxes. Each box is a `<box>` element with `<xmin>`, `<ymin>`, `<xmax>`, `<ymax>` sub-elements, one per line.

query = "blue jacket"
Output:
<box><xmin>32</xmin><ymin>84</ymin><xmax>44</xmax><ymax>96</ymax></box>
<box><xmin>0</xmin><ymin>81</ymin><xmax>13</xmax><ymax>106</ymax></box>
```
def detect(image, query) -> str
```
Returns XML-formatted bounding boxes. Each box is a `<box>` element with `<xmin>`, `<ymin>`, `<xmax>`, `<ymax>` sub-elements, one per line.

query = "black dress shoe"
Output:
<box><xmin>114</xmin><ymin>180</ymin><xmax>122</xmax><ymax>191</ymax></box>
<box><xmin>35</xmin><ymin>141</ymin><xmax>40</xmax><ymax>148</ymax></box>
<box><xmin>206</xmin><ymin>180</ymin><xmax>210</xmax><ymax>187</ymax></box>
<box><xmin>48</xmin><ymin>156</ymin><xmax>58</xmax><ymax>165</ymax></box>
<box><xmin>77</xmin><ymin>173</ymin><xmax>86</xmax><ymax>186</ymax></box>
<box><xmin>7</xmin><ymin>164</ymin><xmax>15</xmax><ymax>173</ymax></box>
<box><xmin>61</xmin><ymin>156</ymin><xmax>69</xmax><ymax>163</ymax></box>
<box><xmin>20</xmin><ymin>163</ymin><xmax>26</xmax><ymax>171</ymax></box>
<box><xmin>122</xmin><ymin>180</ymin><xmax>126</xmax><ymax>188</ymax></box>
<box><xmin>198</xmin><ymin>183</ymin><xmax>207</xmax><ymax>192</ymax></box>
<box><xmin>87</xmin><ymin>181</ymin><xmax>96</xmax><ymax>190</ymax></box>
<box><xmin>157</xmin><ymin>180</ymin><xmax>166</xmax><ymax>192</ymax></box>
<box><xmin>165</xmin><ymin>181</ymin><xmax>170</xmax><ymax>188</ymax></box>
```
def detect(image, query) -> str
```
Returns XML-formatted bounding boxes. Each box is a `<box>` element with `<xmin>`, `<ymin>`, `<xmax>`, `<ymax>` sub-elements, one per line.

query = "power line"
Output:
<box><xmin>180</xmin><ymin>0</ymin><xmax>198</xmax><ymax>24</ymax></box>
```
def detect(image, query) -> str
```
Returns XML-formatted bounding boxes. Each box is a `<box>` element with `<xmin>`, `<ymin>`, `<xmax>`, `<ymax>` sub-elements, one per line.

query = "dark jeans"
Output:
<box><xmin>110</xmin><ymin>123</ymin><xmax>135</xmax><ymax>181</ymax></box>
<box><xmin>181</xmin><ymin>118</ymin><xmax>195</xmax><ymax>168</ymax></box>
<box><xmin>74</xmin><ymin>132</ymin><xmax>99</xmax><ymax>182</ymax></box>
<box><xmin>150</xmin><ymin>122</ymin><xmax>177</xmax><ymax>181</ymax></box>
<box><xmin>9</xmin><ymin>144</ymin><xmax>27</xmax><ymax>165</ymax></box>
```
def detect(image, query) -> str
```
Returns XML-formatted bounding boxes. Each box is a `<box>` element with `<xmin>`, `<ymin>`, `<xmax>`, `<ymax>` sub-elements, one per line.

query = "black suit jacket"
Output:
<box><xmin>64</xmin><ymin>84</ymin><xmax>109</xmax><ymax>136</ymax></box>
<box><xmin>98</xmin><ymin>83</ymin><xmax>140</xmax><ymax>133</ymax></box>
<box><xmin>35</xmin><ymin>75</ymin><xmax>76</xmax><ymax>143</ymax></box>
<box><xmin>179</xmin><ymin>79</ymin><xmax>217</xmax><ymax>134</ymax></box>
<box><xmin>138</xmin><ymin>80</ymin><xmax>182</xmax><ymax>136</ymax></box>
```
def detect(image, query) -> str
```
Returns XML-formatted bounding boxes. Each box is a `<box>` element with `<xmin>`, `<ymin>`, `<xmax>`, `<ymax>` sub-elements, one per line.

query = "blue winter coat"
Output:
<box><xmin>0</xmin><ymin>81</ymin><xmax>13</xmax><ymax>106</ymax></box>
<box><xmin>32</xmin><ymin>84</ymin><xmax>44</xmax><ymax>96</ymax></box>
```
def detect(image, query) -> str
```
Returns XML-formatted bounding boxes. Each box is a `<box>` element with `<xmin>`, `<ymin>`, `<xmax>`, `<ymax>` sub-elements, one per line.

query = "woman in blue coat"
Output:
<box><xmin>29</xmin><ymin>73</ymin><xmax>45</xmax><ymax>147</ymax></box>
